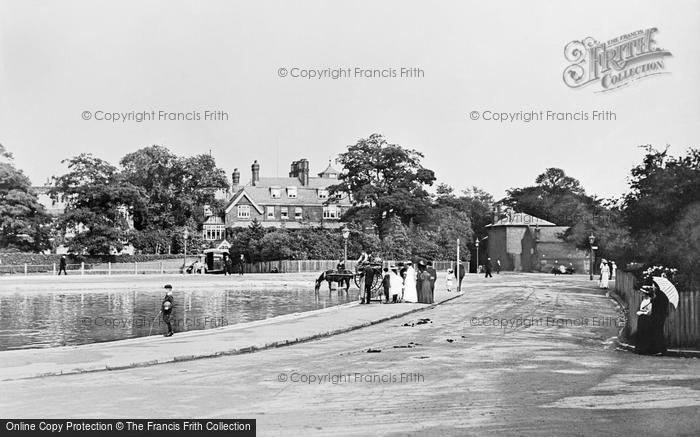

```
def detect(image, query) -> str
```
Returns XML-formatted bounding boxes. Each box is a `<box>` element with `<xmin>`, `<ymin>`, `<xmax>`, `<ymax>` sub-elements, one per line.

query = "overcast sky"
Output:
<box><xmin>1</xmin><ymin>0</ymin><xmax>698</xmax><ymax>200</ymax></box>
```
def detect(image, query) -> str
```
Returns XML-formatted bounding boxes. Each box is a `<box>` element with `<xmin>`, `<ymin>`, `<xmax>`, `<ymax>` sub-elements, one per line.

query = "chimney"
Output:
<box><xmin>231</xmin><ymin>168</ymin><xmax>240</xmax><ymax>191</ymax></box>
<box><xmin>300</xmin><ymin>158</ymin><xmax>309</xmax><ymax>186</ymax></box>
<box><xmin>289</xmin><ymin>161</ymin><xmax>298</xmax><ymax>178</ymax></box>
<box><xmin>251</xmin><ymin>160</ymin><xmax>260</xmax><ymax>186</ymax></box>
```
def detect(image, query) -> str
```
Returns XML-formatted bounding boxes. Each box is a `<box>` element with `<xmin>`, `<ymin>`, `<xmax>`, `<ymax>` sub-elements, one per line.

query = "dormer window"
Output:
<box><xmin>334</xmin><ymin>193</ymin><xmax>343</xmax><ymax>199</ymax></box>
<box><xmin>287</xmin><ymin>187</ymin><xmax>297</xmax><ymax>198</ymax></box>
<box><xmin>318</xmin><ymin>189</ymin><xmax>328</xmax><ymax>199</ymax></box>
<box><xmin>270</xmin><ymin>187</ymin><xmax>281</xmax><ymax>198</ymax></box>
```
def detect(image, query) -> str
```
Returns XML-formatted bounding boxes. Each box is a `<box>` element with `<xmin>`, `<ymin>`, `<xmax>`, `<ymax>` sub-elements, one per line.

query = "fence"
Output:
<box><xmin>0</xmin><ymin>259</ymin><xmax>459</xmax><ymax>276</ymax></box>
<box><xmin>614</xmin><ymin>271</ymin><xmax>700</xmax><ymax>349</ymax></box>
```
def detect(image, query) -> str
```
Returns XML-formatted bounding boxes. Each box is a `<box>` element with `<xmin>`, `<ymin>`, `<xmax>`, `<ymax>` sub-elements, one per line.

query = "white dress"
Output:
<box><xmin>599</xmin><ymin>265</ymin><xmax>610</xmax><ymax>289</ymax></box>
<box><xmin>403</xmin><ymin>267</ymin><xmax>418</xmax><ymax>302</ymax></box>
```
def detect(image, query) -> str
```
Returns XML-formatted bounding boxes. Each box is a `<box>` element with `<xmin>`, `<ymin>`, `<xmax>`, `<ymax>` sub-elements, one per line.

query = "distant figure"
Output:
<box><xmin>402</xmin><ymin>261</ymin><xmax>418</xmax><ymax>303</ymax></box>
<box><xmin>446</xmin><ymin>269</ymin><xmax>454</xmax><ymax>292</ymax></box>
<box><xmin>496</xmin><ymin>259</ymin><xmax>501</xmax><ymax>274</ymax></box>
<box><xmin>356</xmin><ymin>251</ymin><xmax>369</xmax><ymax>265</ymax></box>
<box><xmin>454</xmin><ymin>263</ymin><xmax>466</xmax><ymax>291</ymax></box>
<box><xmin>336</xmin><ymin>260</ymin><xmax>346</xmax><ymax>272</ymax></box>
<box><xmin>381</xmin><ymin>267</ymin><xmax>391</xmax><ymax>303</ymax></box>
<box><xmin>360</xmin><ymin>264</ymin><xmax>376</xmax><ymax>304</ymax></box>
<box><xmin>238</xmin><ymin>254</ymin><xmax>245</xmax><ymax>276</ymax></box>
<box><xmin>426</xmin><ymin>260</ymin><xmax>437</xmax><ymax>298</ymax></box>
<box><xmin>58</xmin><ymin>255</ymin><xmax>67</xmax><ymax>275</ymax></box>
<box><xmin>599</xmin><ymin>259</ymin><xmax>610</xmax><ymax>290</ymax></box>
<box><xmin>417</xmin><ymin>261</ymin><xmax>433</xmax><ymax>304</ymax></box>
<box><xmin>484</xmin><ymin>258</ymin><xmax>493</xmax><ymax>278</ymax></box>
<box><xmin>162</xmin><ymin>285</ymin><xmax>175</xmax><ymax>337</ymax></box>
<box><xmin>224</xmin><ymin>255</ymin><xmax>232</xmax><ymax>276</ymax></box>
<box><xmin>611</xmin><ymin>261</ymin><xmax>617</xmax><ymax>280</ymax></box>
<box><xmin>389</xmin><ymin>265</ymin><xmax>402</xmax><ymax>303</ymax></box>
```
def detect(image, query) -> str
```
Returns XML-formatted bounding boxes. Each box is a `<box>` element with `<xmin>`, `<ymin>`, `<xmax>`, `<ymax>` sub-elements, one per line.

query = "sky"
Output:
<box><xmin>1</xmin><ymin>0</ymin><xmax>699</xmax><ymax>200</ymax></box>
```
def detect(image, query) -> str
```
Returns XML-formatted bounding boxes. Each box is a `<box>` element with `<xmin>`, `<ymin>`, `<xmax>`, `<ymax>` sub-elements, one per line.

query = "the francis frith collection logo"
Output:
<box><xmin>563</xmin><ymin>28</ymin><xmax>672</xmax><ymax>92</ymax></box>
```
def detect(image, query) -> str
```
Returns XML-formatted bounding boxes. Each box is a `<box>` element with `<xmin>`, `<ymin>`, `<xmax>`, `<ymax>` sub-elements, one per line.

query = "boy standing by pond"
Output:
<box><xmin>162</xmin><ymin>285</ymin><xmax>175</xmax><ymax>337</ymax></box>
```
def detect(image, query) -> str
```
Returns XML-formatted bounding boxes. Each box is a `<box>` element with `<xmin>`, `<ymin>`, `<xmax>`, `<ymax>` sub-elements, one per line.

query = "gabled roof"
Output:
<box><xmin>487</xmin><ymin>212</ymin><xmax>557</xmax><ymax>227</ymax></box>
<box><xmin>224</xmin><ymin>190</ymin><xmax>265</xmax><ymax>214</ymax></box>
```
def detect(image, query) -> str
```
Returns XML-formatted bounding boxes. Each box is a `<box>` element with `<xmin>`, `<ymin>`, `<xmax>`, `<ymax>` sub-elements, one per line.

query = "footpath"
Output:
<box><xmin>0</xmin><ymin>288</ymin><xmax>461</xmax><ymax>381</ymax></box>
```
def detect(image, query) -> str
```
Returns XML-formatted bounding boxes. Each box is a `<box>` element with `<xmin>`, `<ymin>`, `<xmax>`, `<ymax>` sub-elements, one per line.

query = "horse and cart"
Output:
<box><xmin>314</xmin><ymin>261</ymin><xmax>385</xmax><ymax>300</ymax></box>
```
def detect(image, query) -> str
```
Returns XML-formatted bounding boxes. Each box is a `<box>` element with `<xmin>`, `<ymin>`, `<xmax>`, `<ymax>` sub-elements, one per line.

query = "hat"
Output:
<box><xmin>640</xmin><ymin>285</ymin><xmax>654</xmax><ymax>294</ymax></box>
<box><xmin>164</xmin><ymin>284</ymin><xmax>172</xmax><ymax>289</ymax></box>
<box><xmin>418</xmin><ymin>260</ymin><xmax>426</xmax><ymax>267</ymax></box>
<box><xmin>407</xmin><ymin>261</ymin><xmax>413</xmax><ymax>265</ymax></box>
<box><xmin>390</xmin><ymin>264</ymin><xmax>397</xmax><ymax>269</ymax></box>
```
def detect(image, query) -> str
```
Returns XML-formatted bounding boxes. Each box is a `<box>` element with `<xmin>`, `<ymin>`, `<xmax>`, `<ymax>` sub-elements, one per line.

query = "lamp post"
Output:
<box><xmin>475</xmin><ymin>239</ymin><xmax>480</xmax><ymax>274</ymax></box>
<box><xmin>183</xmin><ymin>227</ymin><xmax>189</xmax><ymax>273</ymax></box>
<box><xmin>588</xmin><ymin>233</ymin><xmax>595</xmax><ymax>280</ymax></box>
<box><xmin>342</xmin><ymin>225</ymin><xmax>350</xmax><ymax>266</ymax></box>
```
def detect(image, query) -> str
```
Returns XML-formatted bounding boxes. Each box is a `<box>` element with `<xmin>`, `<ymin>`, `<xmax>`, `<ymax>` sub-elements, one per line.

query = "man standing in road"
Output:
<box><xmin>426</xmin><ymin>260</ymin><xmax>437</xmax><ymax>301</ymax></box>
<box><xmin>485</xmin><ymin>258</ymin><xmax>493</xmax><ymax>278</ymax></box>
<box><xmin>361</xmin><ymin>264</ymin><xmax>376</xmax><ymax>304</ymax></box>
<box><xmin>162</xmin><ymin>285</ymin><xmax>175</xmax><ymax>337</ymax></box>
<box><xmin>238</xmin><ymin>254</ymin><xmax>245</xmax><ymax>276</ymax></box>
<box><xmin>58</xmin><ymin>255</ymin><xmax>67</xmax><ymax>275</ymax></box>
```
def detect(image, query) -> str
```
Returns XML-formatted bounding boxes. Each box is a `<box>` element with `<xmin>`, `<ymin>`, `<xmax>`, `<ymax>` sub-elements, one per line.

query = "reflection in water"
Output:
<box><xmin>0</xmin><ymin>287</ymin><xmax>352</xmax><ymax>350</ymax></box>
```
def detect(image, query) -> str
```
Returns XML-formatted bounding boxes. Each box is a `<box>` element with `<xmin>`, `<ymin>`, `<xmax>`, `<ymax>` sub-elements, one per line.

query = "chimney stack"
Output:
<box><xmin>231</xmin><ymin>168</ymin><xmax>240</xmax><ymax>191</ymax></box>
<box><xmin>300</xmin><ymin>158</ymin><xmax>309</xmax><ymax>186</ymax></box>
<box><xmin>251</xmin><ymin>160</ymin><xmax>260</xmax><ymax>186</ymax></box>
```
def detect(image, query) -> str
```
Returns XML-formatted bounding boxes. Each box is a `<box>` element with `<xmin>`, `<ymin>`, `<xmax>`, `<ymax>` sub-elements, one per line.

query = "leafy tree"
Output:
<box><xmin>329</xmin><ymin>134</ymin><xmax>436</xmax><ymax>231</ymax></box>
<box><xmin>503</xmin><ymin>168</ymin><xmax>594</xmax><ymax>227</ymax></box>
<box><xmin>50</xmin><ymin>154</ymin><xmax>144</xmax><ymax>255</ymax></box>
<box><xmin>0</xmin><ymin>144</ymin><xmax>50</xmax><ymax>251</ymax></box>
<box><xmin>119</xmin><ymin>145</ymin><xmax>229</xmax><ymax>252</ymax></box>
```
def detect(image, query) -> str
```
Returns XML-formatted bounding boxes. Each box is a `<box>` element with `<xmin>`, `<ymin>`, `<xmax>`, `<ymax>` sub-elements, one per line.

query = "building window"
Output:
<box><xmin>323</xmin><ymin>205</ymin><xmax>339</xmax><ymax>219</ymax></box>
<box><xmin>295</xmin><ymin>207</ymin><xmax>302</xmax><ymax>220</ymax></box>
<box><xmin>287</xmin><ymin>187</ymin><xmax>297</xmax><ymax>198</ymax></box>
<box><xmin>281</xmin><ymin>207</ymin><xmax>289</xmax><ymax>220</ymax></box>
<box><xmin>271</xmin><ymin>188</ymin><xmax>281</xmax><ymax>198</ymax></box>
<box><xmin>203</xmin><ymin>225</ymin><xmax>224</xmax><ymax>241</ymax></box>
<box><xmin>266</xmin><ymin>206</ymin><xmax>275</xmax><ymax>219</ymax></box>
<box><xmin>237</xmin><ymin>205</ymin><xmax>250</xmax><ymax>218</ymax></box>
<box><xmin>318</xmin><ymin>189</ymin><xmax>328</xmax><ymax>199</ymax></box>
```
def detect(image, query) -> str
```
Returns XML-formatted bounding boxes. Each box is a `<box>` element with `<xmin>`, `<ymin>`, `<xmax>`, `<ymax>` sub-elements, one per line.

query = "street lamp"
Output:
<box><xmin>588</xmin><ymin>233</ymin><xmax>596</xmax><ymax>280</ymax></box>
<box><xmin>342</xmin><ymin>225</ymin><xmax>350</xmax><ymax>267</ymax></box>
<box><xmin>183</xmin><ymin>227</ymin><xmax>189</xmax><ymax>273</ymax></box>
<box><xmin>475</xmin><ymin>238</ymin><xmax>480</xmax><ymax>274</ymax></box>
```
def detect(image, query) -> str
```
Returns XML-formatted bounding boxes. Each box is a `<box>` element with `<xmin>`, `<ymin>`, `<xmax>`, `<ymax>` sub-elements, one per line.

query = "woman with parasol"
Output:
<box><xmin>634</xmin><ymin>276</ymin><xmax>677</xmax><ymax>355</ymax></box>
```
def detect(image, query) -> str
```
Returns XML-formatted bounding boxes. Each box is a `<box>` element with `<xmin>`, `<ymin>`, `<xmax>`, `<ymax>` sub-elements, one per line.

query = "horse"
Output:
<box><xmin>315</xmin><ymin>270</ymin><xmax>351</xmax><ymax>292</ymax></box>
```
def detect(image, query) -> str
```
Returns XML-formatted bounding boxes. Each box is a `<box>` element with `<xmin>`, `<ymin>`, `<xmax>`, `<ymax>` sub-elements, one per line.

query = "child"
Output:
<box><xmin>446</xmin><ymin>269</ymin><xmax>454</xmax><ymax>292</ymax></box>
<box><xmin>381</xmin><ymin>267</ymin><xmax>391</xmax><ymax>303</ymax></box>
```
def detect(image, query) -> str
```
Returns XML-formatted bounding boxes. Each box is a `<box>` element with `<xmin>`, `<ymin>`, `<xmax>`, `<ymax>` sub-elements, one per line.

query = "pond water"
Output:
<box><xmin>0</xmin><ymin>286</ymin><xmax>353</xmax><ymax>350</ymax></box>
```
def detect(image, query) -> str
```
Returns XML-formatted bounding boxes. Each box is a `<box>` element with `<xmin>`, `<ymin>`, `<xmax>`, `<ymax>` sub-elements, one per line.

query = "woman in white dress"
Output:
<box><xmin>402</xmin><ymin>261</ymin><xmax>418</xmax><ymax>302</ymax></box>
<box><xmin>599</xmin><ymin>259</ymin><xmax>610</xmax><ymax>289</ymax></box>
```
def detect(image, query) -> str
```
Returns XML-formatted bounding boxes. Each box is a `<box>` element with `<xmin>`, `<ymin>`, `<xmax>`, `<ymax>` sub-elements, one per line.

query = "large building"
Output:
<box><xmin>485</xmin><ymin>211</ymin><xmax>590</xmax><ymax>273</ymax></box>
<box><xmin>202</xmin><ymin>159</ymin><xmax>351</xmax><ymax>239</ymax></box>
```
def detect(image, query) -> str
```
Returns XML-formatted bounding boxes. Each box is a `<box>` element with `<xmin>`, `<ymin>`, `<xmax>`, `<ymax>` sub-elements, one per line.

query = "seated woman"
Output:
<box><xmin>635</xmin><ymin>284</ymin><xmax>669</xmax><ymax>355</ymax></box>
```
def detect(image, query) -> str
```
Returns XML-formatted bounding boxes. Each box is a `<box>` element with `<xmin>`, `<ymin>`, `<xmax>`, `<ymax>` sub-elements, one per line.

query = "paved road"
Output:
<box><xmin>2</xmin><ymin>274</ymin><xmax>699</xmax><ymax>436</ymax></box>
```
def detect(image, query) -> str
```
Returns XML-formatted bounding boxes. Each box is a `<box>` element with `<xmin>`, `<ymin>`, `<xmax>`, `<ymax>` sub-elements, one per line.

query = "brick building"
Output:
<box><xmin>485</xmin><ymin>211</ymin><xmax>590</xmax><ymax>273</ymax></box>
<box><xmin>202</xmin><ymin>159</ymin><xmax>351</xmax><ymax>239</ymax></box>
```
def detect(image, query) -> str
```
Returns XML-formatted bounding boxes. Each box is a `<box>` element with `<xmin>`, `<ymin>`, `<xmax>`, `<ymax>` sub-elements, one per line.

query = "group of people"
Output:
<box><xmin>635</xmin><ymin>280</ymin><xmax>670</xmax><ymax>355</ymax></box>
<box><xmin>367</xmin><ymin>260</ymin><xmax>437</xmax><ymax>304</ymax></box>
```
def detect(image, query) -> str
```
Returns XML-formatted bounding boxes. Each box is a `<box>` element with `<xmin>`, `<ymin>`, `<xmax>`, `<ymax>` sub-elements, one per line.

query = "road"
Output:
<box><xmin>1</xmin><ymin>274</ymin><xmax>698</xmax><ymax>436</ymax></box>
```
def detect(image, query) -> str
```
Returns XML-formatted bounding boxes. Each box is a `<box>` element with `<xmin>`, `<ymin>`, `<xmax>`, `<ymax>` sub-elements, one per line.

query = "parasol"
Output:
<box><xmin>652</xmin><ymin>276</ymin><xmax>679</xmax><ymax>309</ymax></box>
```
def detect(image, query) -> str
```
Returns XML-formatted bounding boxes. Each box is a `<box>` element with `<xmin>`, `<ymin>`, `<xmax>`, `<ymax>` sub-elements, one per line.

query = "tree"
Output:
<box><xmin>0</xmin><ymin>144</ymin><xmax>50</xmax><ymax>251</ymax></box>
<box><xmin>503</xmin><ymin>168</ymin><xmax>593</xmax><ymax>227</ymax></box>
<box><xmin>50</xmin><ymin>154</ymin><xmax>144</xmax><ymax>255</ymax></box>
<box><xmin>119</xmin><ymin>145</ymin><xmax>229</xmax><ymax>252</ymax></box>
<box><xmin>329</xmin><ymin>134</ymin><xmax>436</xmax><ymax>231</ymax></box>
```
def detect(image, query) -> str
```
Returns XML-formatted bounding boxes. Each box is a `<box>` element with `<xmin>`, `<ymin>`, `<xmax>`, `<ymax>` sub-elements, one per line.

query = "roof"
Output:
<box><xmin>535</xmin><ymin>226</ymin><xmax>570</xmax><ymax>242</ymax></box>
<box><xmin>203</xmin><ymin>216</ymin><xmax>225</xmax><ymax>225</ymax></box>
<box><xmin>487</xmin><ymin>212</ymin><xmax>557</xmax><ymax>227</ymax></box>
<box><xmin>224</xmin><ymin>184</ymin><xmax>351</xmax><ymax>211</ymax></box>
<box><xmin>318</xmin><ymin>161</ymin><xmax>341</xmax><ymax>177</ymax></box>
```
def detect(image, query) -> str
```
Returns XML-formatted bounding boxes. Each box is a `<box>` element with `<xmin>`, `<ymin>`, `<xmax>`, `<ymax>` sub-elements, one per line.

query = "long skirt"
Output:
<box><xmin>635</xmin><ymin>314</ymin><xmax>667</xmax><ymax>355</ymax></box>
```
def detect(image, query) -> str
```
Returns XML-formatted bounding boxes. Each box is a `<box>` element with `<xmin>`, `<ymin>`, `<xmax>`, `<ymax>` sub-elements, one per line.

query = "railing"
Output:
<box><xmin>0</xmin><ymin>259</ymin><xmax>460</xmax><ymax>276</ymax></box>
<box><xmin>614</xmin><ymin>271</ymin><xmax>700</xmax><ymax>349</ymax></box>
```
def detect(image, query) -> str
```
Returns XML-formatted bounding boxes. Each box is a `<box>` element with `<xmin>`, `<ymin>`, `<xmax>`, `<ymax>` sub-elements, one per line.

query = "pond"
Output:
<box><xmin>0</xmin><ymin>285</ymin><xmax>354</xmax><ymax>350</ymax></box>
